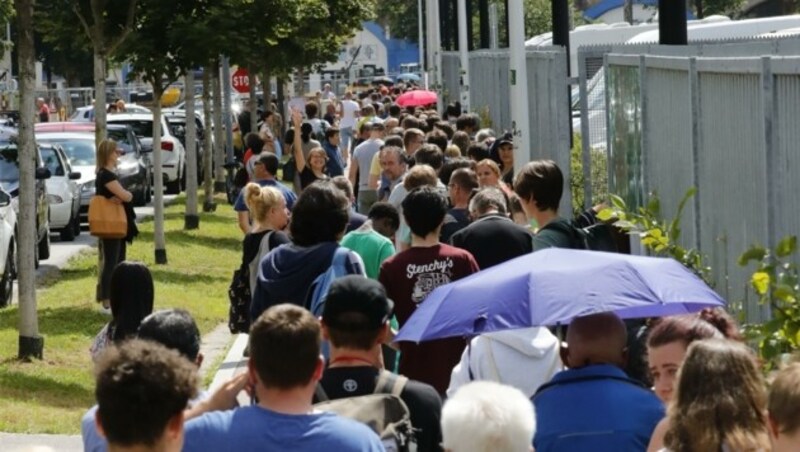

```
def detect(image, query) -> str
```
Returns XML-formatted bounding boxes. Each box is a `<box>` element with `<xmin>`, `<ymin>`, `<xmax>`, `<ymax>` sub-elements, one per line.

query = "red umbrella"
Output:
<box><xmin>395</xmin><ymin>89</ymin><xmax>438</xmax><ymax>107</ymax></box>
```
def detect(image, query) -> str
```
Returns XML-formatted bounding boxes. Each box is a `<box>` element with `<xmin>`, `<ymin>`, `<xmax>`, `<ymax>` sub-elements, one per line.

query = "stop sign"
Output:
<box><xmin>231</xmin><ymin>68</ymin><xmax>250</xmax><ymax>94</ymax></box>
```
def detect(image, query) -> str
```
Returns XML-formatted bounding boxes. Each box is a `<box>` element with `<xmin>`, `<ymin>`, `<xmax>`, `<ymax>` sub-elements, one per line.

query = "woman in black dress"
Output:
<box><xmin>95</xmin><ymin>139</ymin><xmax>137</xmax><ymax>310</ymax></box>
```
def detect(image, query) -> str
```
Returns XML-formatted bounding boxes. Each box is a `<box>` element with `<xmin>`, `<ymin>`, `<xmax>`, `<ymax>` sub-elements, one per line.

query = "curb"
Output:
<box><xmin>209</xmin><ymin>333</ymin><xmax>251</xmax><ymax>406</ymax></box>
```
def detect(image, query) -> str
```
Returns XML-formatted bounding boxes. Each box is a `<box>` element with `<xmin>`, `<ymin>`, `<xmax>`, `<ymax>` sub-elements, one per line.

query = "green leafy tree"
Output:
<box><xmin>693</xmin><ymin>0</ymin><xmax>746</xmax><ymax>19</ymax></box>
<box><xmin>120</xmin><ymin>0</ymin><xmax>195</xmax><ymax>264</ymax></box>
<box><xmin>34</xmin><ymin>7</ymin><xmax>94</xmax><ymax>87</ymax></box>
<box><xmin>375</xmin><ymin>0</ymin><xmax>418</xmax><ymax>43</ymax></box>
<box><xmin>168</xmin><ymin>0</ymin><xmax>241</xmax><ymax>228</ymax></box>
<box><xmin>44</xmin><ymin>0</ymin><xmax>140</xmax><ymax>146</ymax></box>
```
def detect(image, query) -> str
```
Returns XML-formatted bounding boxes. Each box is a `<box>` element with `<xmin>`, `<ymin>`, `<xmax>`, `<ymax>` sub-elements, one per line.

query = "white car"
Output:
<box><xmin>108</xmin><ymin>113</ymin><xmax>187</xmax><ymax>194</ymax></box>
<box><xmin>69</xmin><ymin>104</ymin><xmax>152</xmax><ymax>122</ymax></box>
<box><xmin>0</xmin><ymin>188</ymin><xmax>15</xmax><ymax>307</ymax></box>
<box><xmin>40</xmin><ymin>144</ymin><xmax>82</xmax><ymax>241</ymax></box>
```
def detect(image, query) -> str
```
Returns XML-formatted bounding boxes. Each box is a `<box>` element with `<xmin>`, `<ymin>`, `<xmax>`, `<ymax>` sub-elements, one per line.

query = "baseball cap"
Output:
<box><xmin>322</xmin><ymin>276</ymin><xmax>394</xmax><ymax>330</ymax></box>
<box><xmin>496</xmin><ymin>132</ymin><xmax>513</xmax><ymax>147</ymax></box>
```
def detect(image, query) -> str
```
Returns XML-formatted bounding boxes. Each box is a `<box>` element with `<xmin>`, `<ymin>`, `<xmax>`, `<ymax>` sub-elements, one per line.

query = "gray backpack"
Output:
<box><xmin>314</xmin><ymin>370</ymin><xmax>417</xmax><ymax>452</ymax></box>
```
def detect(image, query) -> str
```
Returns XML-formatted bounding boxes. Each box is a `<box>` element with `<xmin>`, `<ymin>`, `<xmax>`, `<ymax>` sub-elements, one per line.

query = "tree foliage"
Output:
<box><xmin>375</xmin><ymin>0</ymin><xmax>418</xmax><ymax>43</ymax></box>
<box><xmin>235</xmin><ymin>0</ymin><xmax>375</xmax><ymax>76</ymax></box>
<box><xmin>740</xmin><ymin>236</ymin><xmax>800</xmax><ymax>371</ymax></box>
<box><xmin>34</xmin><ymin>6</ymin><xmax>93</xmax><ymax>86</ymax></box>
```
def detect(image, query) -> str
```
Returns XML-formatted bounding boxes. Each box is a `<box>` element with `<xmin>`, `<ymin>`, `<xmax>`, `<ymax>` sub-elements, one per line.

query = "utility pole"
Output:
<box><xmin>508</xmin><ymin>0</ymin><xmax>530</xmax><ymax>173</ymax></box>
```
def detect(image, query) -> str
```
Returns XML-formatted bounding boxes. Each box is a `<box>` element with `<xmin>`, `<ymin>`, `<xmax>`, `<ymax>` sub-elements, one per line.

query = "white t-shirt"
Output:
<box><xmin>339</xmin><ymin>100</ymin><xmax>360</xmax><ymax>128</ymax></box>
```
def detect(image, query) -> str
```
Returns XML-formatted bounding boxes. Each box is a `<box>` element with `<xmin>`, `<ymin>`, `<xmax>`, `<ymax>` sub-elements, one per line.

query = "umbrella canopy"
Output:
<box><xmin>371</xmin><ymin>76</ymin><xmax>394</xmax><ymax>86</ymax></box>
<box><xmin>395</xmin><ymin>89</ymin><xmax>438</xmax><ymax>108</ymax></box>
<box><xmin>395</xmin><ymin>248</ymin><xmax>725</xmax><ymax>343</ymax></box>
<box><xmin>396</xmin><ymin>73</ymin><xmax>421</xmax><ymax>82</ymax></box>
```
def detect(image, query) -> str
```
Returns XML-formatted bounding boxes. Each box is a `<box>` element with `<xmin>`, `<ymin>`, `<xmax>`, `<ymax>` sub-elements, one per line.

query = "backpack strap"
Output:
<box><xmin>250</xmin><ymin>230</ymin><xmax>274</xmax><ymax>266</ymax></box>
<box><xmin>374</xmin><ymin>370</ymin><xmax>408</xmax><ymax>397</ymax></box>
<box><xmin>332</xmin><ymin>246</ymin><xmax>351</xmax><ymax>268</ymax></box>
<box><xmin>314</xmin><ymin>383</ymin><xmax>330</xmax><ymax>402</ymax></box>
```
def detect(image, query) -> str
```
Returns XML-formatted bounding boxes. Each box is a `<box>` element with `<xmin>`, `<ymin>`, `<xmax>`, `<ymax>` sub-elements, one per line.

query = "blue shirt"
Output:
<box><xmin>533</xmin><ymin>364</ymin><xmax>664</xmax><ymax>452</ymax></box>
<box><xmin>234</xmin><ymin>178</ymin><xmax>296</xmax><ymax>212</ymax></box>
<box><xmin>82</xmin><ymin>391</ymin><xmax>210</xmax><ymax>452</ymax></box>
<box><xmin>322</xmin><ymin>140</ymin><xmax>345</xmax><ymax>177</ymax></box>
<box><xmin>182</xmin><ymin>405</ymin><xmax>384</xmax><ymax>452</ymax></box>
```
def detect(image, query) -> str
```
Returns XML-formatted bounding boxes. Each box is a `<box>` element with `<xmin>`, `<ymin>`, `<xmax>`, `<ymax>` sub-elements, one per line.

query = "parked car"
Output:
<box><xmin>69</xmin><ymin>104</ymin><xmax>151</xmax><ymax>122</ymax></box>
<box><xmin>107</xmin><ymin>113</ymin><xmax>186</xmax><ymax>194</ymax></box>
<box><xmin>35</xmin><ymin>123</ymin><xmax>153</xmax><ymax>225</ymax></box>
<box><xmin>163</xmin><ymin>109</ymin><xmax>206</xmax><ymax>181</ymax></box>
<box><xmin>0</xmin><ymin>140</ymin><xmax>51</xmax><ymax>268</ymax></box>
<box><xmin>40</xmin><ymin>144</ymin><xmax>82</xmax><ymax>240</ymax></box>
<box><xmin>0</xmin><ymin>189</ymin><xmax>15</xmax><ymax>307</ymax></box>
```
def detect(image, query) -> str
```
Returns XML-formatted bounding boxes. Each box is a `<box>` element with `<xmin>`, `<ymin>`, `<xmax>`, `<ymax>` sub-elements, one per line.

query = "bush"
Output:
<box><xmin>570</xmin><ymin>133</ymin><xmax>608</xmax><ymax>217</ymax></box>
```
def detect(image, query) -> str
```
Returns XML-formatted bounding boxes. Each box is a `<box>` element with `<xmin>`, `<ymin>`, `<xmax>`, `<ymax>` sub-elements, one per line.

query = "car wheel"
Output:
<box><xmin>165</xmin><ymin>176</ymin><xmax>181</xmax><ymax>194</ymax></box>
<box><xmin>133</xmin><ymin>184</ymin><xmax>147</xmax><ymax>207</ymax></box>
<box><xmin>146</xmin><ymin>176</ymin><xmax>153</xmax><ymax>203</ymax></box>
<box><xmin>0</xmin><ymin>242</ymin><xmax>13</xmax><ymax>308</ymax></box>
<box><xmin>180</xmin><ymin>163</ymin><xmax>187</xmax><ymax>191</ymax></box>
<box><xmin>38</xmin><ymin>230</ymin><xmax>50</xmax><ymax>261</ymax></box>
<box><xmin>73</xmin><ymin>212</ymin><xmax>81</xmax><ymax>237</ymax></box>
<box><xmin>60</xmin><ymin>213</ymin><xmax>77</xmax><ymax>241</ymax></box>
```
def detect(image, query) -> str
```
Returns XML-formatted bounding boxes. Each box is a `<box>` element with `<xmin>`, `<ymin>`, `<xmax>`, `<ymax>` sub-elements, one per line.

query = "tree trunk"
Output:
<box><xmin>201</xmin><ymin>66</ymin><xmax>216</xmax><ymax>212</ymax></box>
<box><xmin>93</xmin><ymin>51</ymin><xmax>107</xmax><ymax>147</ymax></box>
<box><xmin>276</xmin><ymin>77</ymin><xmax>286</xmax><ymax>139</ymax></box>
<box><xmin>151</xmin><ymin>83</ymin><xmax>167</xmax><ymax>264</ymax></box>
<box><xmin>295</xmin><ymin>68</ymin><xmax>305</xmax><ymax>97</ymax></box>
<box><xmin>184</xmin><ymin>71</ymin><xmax>199</xmax><ymax>229</ymax></box>
<box><xmin>249</xmin><ymin>69</ymin><xmax>258</xmax><ymax>135</ymax></box>
<box><xmin>212</xmin><ymin>62</ymin><xmax>225</xmax><ymax>193</ymax></box>
<box><xmin>14</xmin><ymin>0</ymin><xmax>43</xmax><ymax>360</ymax></box>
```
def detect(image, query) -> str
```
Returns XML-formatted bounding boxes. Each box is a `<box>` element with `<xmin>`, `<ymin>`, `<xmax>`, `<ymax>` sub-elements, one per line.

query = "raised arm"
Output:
<box><xmin>292</xmin><ymin>109</ymin><xmax>306</xmax><ymax>172</ymax></box>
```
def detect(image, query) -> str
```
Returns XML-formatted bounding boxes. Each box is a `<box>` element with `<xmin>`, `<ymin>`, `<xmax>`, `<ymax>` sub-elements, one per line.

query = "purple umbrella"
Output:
<box><xmin>395</xmin><ymin>248</ymin><xmax>725</xmax><ymax>343</ymax></box>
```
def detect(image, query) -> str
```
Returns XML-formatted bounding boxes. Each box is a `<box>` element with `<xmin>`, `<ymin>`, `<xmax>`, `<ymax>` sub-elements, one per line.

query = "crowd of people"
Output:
<box><xmin>81</xmin><ymin>86</ymin><xmax>800</xmax><ymax>452</ymax></box>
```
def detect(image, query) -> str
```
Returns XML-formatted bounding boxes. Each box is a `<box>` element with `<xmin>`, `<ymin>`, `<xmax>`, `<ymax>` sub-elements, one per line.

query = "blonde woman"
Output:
<box><xmin>292</xmin><ymin>109</ymin><xmax>329</xmax><ymax>190</ymax></box>
<box><xmin>95</xmin><ymin>139</ymin><xmax>136</xmax><ymax>311</ymax></box>
<box><xmin>647</xmin><ymin>339</ymin><xmax>770</xmax><ymax>452</ymax></box>
<box><xmin>241</xmin><ymin>183</ymin><xmax>290</xmax><ymax>294</ymax></box>
<box><xmin>475</xmin><ymin>158</ymin><xmax>514</xmax><ymax>199</ymax></box>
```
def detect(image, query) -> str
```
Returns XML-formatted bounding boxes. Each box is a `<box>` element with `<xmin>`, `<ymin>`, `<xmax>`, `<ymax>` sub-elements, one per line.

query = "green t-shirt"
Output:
<box><xmin>340</xmin><ymin>229</ymin><xmax>396</xmax><ymax>279</ymax></box>
<box><xmin>532</xmin><ymin>217</ymin><xmax>577</xmax><ymax>251</ymax></box>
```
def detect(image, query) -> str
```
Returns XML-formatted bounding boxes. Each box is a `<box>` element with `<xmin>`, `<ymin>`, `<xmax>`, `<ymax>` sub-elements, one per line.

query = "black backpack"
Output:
<box><xmin>539</xmin><ymin>220</ymin><xmax>619</xmax><ymax>252</ymax></box>
<box><xmin>314</xmin><ymin>371</ymin><xmax>416</xmax><ymax>452</ymax></box>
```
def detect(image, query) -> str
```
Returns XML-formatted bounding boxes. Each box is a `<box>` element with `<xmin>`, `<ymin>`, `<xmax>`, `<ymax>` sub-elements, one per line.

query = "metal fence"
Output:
<box><xmin>605</xmin><ymin>47</ymin><xmax>800</xmax><ymax>323</ymax></box>
<box><xmin>441</xmin><ymin>48</ymin><xmax>572</xmax><ymax>213</ymax></box>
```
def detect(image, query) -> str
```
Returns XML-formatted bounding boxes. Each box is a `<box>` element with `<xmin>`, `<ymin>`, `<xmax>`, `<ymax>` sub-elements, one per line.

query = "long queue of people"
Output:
<box><xmin>81</xmin><ymin>91</ymin><xmax>800</xmax><ymax>452</ymax></box>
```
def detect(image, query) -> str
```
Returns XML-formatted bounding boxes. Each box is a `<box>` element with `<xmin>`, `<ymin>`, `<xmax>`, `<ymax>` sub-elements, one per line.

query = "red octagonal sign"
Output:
<box><xmin>231</xmin><ymin>68</ymin><xmax>250</xmax><ymax>94</ymax></box>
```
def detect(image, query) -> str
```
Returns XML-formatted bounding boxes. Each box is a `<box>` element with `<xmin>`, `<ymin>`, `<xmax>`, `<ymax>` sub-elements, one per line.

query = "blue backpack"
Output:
<box><xmin>307</xmin><ymin>247</ymin><xmax>359</xmax><ymax>317</ymax></box>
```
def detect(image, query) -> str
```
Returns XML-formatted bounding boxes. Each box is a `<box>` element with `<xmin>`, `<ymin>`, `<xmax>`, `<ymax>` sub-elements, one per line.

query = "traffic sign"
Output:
<box><xmin>231</xmin><ymin>68</ymin><xmax>250</xmax><ymax>94</ymax></box>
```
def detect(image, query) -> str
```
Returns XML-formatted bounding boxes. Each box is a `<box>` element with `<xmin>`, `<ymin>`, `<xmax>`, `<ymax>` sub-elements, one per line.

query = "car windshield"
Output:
<box><xmin>39</xmin><ymin>138</ymin><xmax>95</xmax><ymax>166</ymax></box>
<box><xmin>0</xmin><ymin>144</ymin><xmax>19</xmax><ymax>183</ymax></box>
<box><xmin>40</xmin><ymin>148</ymin><xmax>64</xmax><ymax>176</ymax></box>
<box><xmin>107</xmin><ymin>129</ymin><xmax>135</xmax><ymax>155</ymax></box>
<box><xmin>109</xmin><ymin>120</ymin><xmax>160</xmax><ymax>138</ymax></box>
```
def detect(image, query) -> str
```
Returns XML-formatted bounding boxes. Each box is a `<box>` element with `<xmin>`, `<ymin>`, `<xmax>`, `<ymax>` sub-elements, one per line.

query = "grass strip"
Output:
<box><xmin>0</xmin><ymin>194</ymin><xmax>238</xmax><ymax>434</ymax></box>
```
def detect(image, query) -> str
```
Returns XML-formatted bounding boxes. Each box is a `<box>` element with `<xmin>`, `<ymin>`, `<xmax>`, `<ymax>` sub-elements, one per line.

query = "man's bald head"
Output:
<box><xmin>561</xmin><ymin>312</ymin><xmax>628</xmax><ymax>369</ymax></box>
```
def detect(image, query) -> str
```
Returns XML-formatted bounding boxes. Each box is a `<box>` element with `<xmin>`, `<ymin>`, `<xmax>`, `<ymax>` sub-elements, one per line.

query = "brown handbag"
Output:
<box><xmin>88</xmin><ymin>195</ymin><xmax>127</xmax><ymax>239</ymax></box>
